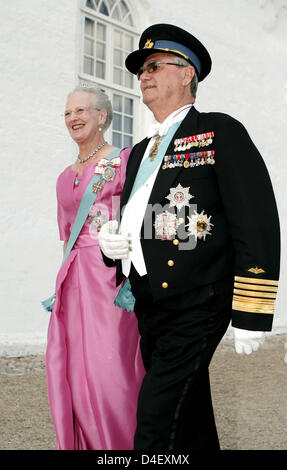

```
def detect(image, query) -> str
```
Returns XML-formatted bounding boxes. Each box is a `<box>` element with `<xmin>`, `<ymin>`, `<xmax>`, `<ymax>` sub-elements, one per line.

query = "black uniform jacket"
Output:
<box><xmin>115</xmin><ymin>106</ymin><xmax>280</xmax><ymax>331</ymax></box>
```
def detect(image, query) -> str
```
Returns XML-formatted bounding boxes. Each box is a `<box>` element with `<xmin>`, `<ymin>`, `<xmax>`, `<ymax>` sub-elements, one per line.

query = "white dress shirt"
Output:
<box><xmin>120</xmin><ymin>104</ymin><xmax>193</xmax><ymax>277</ymax></box>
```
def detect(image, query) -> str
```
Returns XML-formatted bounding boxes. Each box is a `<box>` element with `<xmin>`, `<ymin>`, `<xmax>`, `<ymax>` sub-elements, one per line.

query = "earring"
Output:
<box><xmin>99</xmin><ymin>126</ymin><xmax>103</xmax><ymax>132</ymax></box>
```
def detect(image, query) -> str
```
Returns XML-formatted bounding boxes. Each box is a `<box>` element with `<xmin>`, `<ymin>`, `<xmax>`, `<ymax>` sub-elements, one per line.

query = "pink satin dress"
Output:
<box><xmin>45</xmin><ymin>148</ymin><xmax>145</xmax><ymax>450</ymax></box>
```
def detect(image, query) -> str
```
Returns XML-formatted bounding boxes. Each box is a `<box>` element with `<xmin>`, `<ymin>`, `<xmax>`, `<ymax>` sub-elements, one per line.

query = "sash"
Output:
<box><xmin>42</xmin><ymin>148</ymin><xmax>121</xmax><ymax>312</ymax></box>
<box><xmin>114</xmin><ymin>120</ymin><xmax>183</xmax><ymax>312</ymax></box>
<box><xmin>128</xmin><ymin>120</ymin><xmax>182</xmax><ymax>201</ymax></box>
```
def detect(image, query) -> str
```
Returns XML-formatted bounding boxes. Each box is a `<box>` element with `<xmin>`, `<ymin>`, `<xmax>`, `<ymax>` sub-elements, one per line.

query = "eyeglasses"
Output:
<box><xmin>137</xmin><ymin>61</ymin><xmax>187</xmax><ymax>80</ymax></box>
<box><xmin>64</xmin><ymin>106</ymin><xmax>100</xmax><ymax>119</ymax></box>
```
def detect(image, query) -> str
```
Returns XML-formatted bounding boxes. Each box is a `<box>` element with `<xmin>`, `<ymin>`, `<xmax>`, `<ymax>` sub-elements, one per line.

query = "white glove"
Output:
<box><xmin>98</xmin><ymin>220</ymin><xmax>130</xmax><ymax>260</ymax></box>
<box><xmin>233</xmin><ymin>327</ymin><xmax>265</xmax><ymax>355</ymax></box>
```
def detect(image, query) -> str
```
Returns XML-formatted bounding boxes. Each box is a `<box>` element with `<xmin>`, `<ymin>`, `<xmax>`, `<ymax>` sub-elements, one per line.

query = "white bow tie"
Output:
<box><xmin>147</xmin><ymin>119</ymin><xmax>171</xmax><ymax>138</ymax></box>
<box><xmin>147</xmin><ymin>105</ymin><xmax>193</xmax><ymax>139</ymax></box>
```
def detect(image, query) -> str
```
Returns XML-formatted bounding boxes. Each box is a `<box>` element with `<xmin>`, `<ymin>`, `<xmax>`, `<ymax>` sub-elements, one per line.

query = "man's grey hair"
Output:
<box><xmin>67</xmin><ymin>85</ymin><xmax>113</xmax><ymax>131</ymax></box>
<box><xmin>173</xmin><ymin>56</ymin><xmax>199</xmax><ymax>99</ymax></box>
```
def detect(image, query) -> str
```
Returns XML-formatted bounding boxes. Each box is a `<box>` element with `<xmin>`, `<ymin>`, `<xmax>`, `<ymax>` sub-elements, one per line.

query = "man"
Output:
<box><xmin>99</xmin><ymin>24</ymin><xmax>280</xmax><ymax>450</ymax></box>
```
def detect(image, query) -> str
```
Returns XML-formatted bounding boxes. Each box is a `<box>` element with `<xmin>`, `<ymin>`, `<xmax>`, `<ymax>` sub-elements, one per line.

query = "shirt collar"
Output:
<box><xmin>147</xmin><ymin>104</ymin><xmax>193</xmax><ymax>138</ymax></box>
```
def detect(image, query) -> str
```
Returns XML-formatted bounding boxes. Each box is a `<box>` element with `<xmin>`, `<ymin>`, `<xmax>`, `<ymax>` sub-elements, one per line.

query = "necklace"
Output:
<box><xmin>77</xmin><ymin>141</ymin><xmax>107</xmax><ymax>163</ymax></box>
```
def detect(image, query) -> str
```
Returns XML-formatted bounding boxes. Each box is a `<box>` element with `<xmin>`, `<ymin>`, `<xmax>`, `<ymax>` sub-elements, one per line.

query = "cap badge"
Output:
<box><xmin>144</xmin><ymin>39</ymin><xmax>154</xmax><ymax>49</ymax></box>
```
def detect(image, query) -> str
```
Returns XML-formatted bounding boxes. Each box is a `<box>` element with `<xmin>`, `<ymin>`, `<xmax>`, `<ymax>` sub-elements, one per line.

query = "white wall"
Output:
<box><xmin>0</xmin><ymin>0</ymin><xmax>286</xmax><ymax>356</ymax></box>
<box><xmin>0</xmin><ymin>0</ymin><xmax>79</xmax><ymax>355</ymax></box>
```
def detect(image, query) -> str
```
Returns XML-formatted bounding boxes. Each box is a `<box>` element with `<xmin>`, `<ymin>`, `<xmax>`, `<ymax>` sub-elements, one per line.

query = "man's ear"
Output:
<box><xmin>182</xmin><ymin>65</ymin><xmax>195</xmax><ymax>87</ymax></box>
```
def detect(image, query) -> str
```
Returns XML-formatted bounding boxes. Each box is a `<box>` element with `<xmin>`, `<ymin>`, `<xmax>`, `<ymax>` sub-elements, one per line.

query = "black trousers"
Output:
<box><xmin>129</xmin><ymin>265</ymin><xmax>233</xmax><ymax>450</ymax></box>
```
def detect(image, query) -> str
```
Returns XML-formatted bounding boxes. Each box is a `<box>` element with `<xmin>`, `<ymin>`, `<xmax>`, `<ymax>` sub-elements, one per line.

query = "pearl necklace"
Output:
<box><xmin>77</xmin><ymin>141</ymin><xmax>107</xmax><ymax>163</ymax></box>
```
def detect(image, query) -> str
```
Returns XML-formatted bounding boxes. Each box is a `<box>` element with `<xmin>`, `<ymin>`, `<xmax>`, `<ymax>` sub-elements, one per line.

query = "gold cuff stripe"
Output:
<box><xmin>233</xmin><ymin>295</ymin><xmax>275</xmax><ymax>305</ymax></box>
<box><xmin>233</xmin><ymin>289</ymin><xmax>277</xmax><ymax>299</ymax></box>
<box><xmin>234</xmin><ymin>282</ymin><xmax>278</xmax><ymax>293</ymax></box>
<box><xmin>235</xmin><ymin>276</ymin><xmax>278</xmax><ymax>286</ymax></box>
<box><xmin>232</xmin><ymin>301</ymin><xmax>274</xmax><ymax>314</ymax></box>
<box><xmin>232</xmin><ymin>285</ymin><xmax>276</xmax><ymax>313</ymax></box>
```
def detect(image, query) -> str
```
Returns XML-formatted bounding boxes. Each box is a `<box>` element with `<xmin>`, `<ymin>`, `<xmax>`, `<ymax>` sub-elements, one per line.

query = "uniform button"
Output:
<box><xmin>162</xmin><ymin>282</ymin><xmax>168</xmax><ymax>289</ymax></box>
<box><xmin>178</xmin><ymin>217</ymin><xmax>184</xmax><ymax>224</ymax></box>
<box><xmin>168</xmin><ymin>260</ymin><xmax>174</xmax><ymax>267</ymax></box>
<box><xmin>173</xmin><ymin>239</ymin><xmax>179</xmax><ymax>246</ymax></box>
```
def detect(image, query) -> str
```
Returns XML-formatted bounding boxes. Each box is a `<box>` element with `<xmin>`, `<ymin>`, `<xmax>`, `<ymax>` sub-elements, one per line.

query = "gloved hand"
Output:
<box><xmin>233</xmin><ymin>327</ymin><xmax>265</xmax><ymax>355</ymax></box>
<box><xmin>98</xmin><ymin>220</ymin><xmax>130</xmax><ymax>260</ymax></box>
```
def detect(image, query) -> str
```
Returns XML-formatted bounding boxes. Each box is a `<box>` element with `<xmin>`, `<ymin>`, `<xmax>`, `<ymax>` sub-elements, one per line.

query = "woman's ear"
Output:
<box><xmin>98</xmin><ymin>109</ymin><xmax>108</xmax><ymax>127</ymax></box>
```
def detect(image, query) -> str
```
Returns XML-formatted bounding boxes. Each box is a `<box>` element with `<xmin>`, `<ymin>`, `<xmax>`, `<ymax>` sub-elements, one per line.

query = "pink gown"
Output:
<box><xmin>45</xmin><ymin>148</ymin><xmax>145</xmax><ymax>450</ymax></box>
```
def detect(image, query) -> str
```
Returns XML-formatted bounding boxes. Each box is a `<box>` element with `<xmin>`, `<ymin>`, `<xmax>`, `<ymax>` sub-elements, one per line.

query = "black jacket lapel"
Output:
<box><xmin>147</xmin><ymin>106</ymin><xmax>200</xmax><ymax>207</ymax></box>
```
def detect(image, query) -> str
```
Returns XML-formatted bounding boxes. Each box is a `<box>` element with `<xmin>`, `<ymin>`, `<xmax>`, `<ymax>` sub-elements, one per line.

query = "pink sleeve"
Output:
<box><xmin>119</xmin><ymin>147</ymin><xmax>131</xmax><ymax>190</ymax></box>
<box><xmin>56</xmin><ymin>179</ymin><xmax>71</xmax><ymax>241</ymax></box>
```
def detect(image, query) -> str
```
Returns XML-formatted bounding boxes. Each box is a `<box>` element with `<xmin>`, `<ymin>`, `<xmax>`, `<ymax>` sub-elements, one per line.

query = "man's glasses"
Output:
<box><xmin>137</xmin><ymin>61</ymin><xmax>187</xmax><ymax>80</ymax></box>
<box><xmin>64</xmin><ymin>106</ymin><xmax>100</xmax><ymax>119</ymax></box>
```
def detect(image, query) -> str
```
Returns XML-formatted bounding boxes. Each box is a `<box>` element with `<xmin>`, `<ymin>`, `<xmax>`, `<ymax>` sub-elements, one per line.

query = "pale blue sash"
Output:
<box><xmin>42</xmin><ymin>148</ymin><xmax>121</xmax><ymax>312</ymax></box>
<box><xmin>114</xmin><ymin>120</ymin><xmax>182</xmax><ymax>312</ymax></box>
<box><xmin>128</xmin><ymin>120</ymin><xmax>182</xmax><ymax>201</ymax></box>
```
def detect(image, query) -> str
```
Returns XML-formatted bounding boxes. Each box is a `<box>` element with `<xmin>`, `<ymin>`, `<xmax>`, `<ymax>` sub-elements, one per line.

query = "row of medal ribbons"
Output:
<box><xmin>174</xmin><ymin>132</ymin><xmax>214</xmax><ymax>151</ymax></box>
<box><xmin>162</xmin><ymin>150</ymin><xmax>215</xmax><ymax>169</ymax></box>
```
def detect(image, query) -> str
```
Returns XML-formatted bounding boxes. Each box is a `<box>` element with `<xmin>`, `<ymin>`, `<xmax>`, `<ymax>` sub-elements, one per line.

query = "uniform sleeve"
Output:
<box><xmin>214</xmin><ymin>115</ymin><xmax>280</xmax><ymax>331</ymax></box>
<box><xmin>56</xmin><ymin>178</ymin><xmax>71</xmax><ymax>241</ymax></box>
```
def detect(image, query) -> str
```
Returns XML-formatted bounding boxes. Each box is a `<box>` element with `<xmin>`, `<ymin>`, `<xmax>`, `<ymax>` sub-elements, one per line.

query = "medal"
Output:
<box><xmin>174</xmin><ymin>132</ymin><xmax>214</xmax><ymax>152</ymax></box>
<box><xmin>186</xmin><ymin>210</ymin><xmax>213</xmax><ymax>240</ymax></box>
<box><xmin>92</xmin><ymin>180</ymin><xmax>103</xmax><ymax>194</ymax></box>
<box><xmin>166</xmin><ymin>183</ymin><xmax>194</xmax><ymax>211</ymax></box>
<box><xmin>102</xmin><ymin>164</ymin><xmax>116</xmax><ymax>181</ymax></box>
<box><xmin>92</xmin><ymin>157</ymin><xmax>120</xmax><ymax>193</ymax></box>
<box><xmin>164</xmin><ymin>150</ymin><xmax>215</xmax><ymax>169</ymax></box>
<box><xmin>149</xmin><ymin>136</ymin><xmax>161</xmax><ymax>161</ymax></box>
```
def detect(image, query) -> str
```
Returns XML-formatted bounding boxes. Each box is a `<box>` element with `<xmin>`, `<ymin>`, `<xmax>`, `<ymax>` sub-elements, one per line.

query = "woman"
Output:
<box><xmin>45</xmin><ymin>86</ymin><xmax>145</xmax><ymax>450</ymax></box>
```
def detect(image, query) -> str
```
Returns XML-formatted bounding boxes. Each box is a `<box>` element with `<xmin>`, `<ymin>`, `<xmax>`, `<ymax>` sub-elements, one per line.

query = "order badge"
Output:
<box><xmin>154</xmin><ymin>211</ymin><xmax>178</xmax><ymax>240</ymax></box>
<box><xmin>166</xmin><ymin>183</ymin><xmax>194</xmax><ymax>211</ymax></box>
<box><xmin>186</xmin><ymin>210</ymin><xmax>214</xmax><ymax>240</ymax></box>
